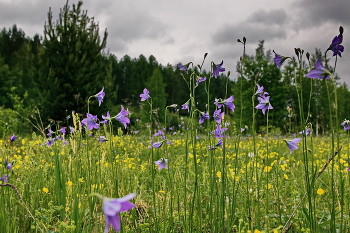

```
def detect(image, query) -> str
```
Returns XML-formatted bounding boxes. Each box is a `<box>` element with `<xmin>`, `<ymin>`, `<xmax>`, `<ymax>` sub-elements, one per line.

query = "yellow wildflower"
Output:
<box><xmin>280</xmin><ymin>164</ymin><xmax>287</xmax><ymax>171</ymax></box>
<box><xmin>42</xmin><ymin>188</ymin><xmax>49</xmax><ymax>193</ymax></box>
<box><xmin>317</xmin><ymin>188</ymin><xmax>325</xmax><ymax>195</ymax></box>
<box><xmin>339</xmin><ymin>158</ymin><xmax>347</xmax><ymax>164</ymax></box>
<box><xmin>263</xmin><ymin>166</ymin><xmax>272</xmax><ymax>172</ymax></box>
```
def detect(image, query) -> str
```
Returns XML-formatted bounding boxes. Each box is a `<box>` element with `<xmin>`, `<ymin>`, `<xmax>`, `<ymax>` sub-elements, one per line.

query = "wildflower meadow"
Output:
<box><xmin>1</xmin><ymin>2</ymin><xmax>350</xmax><ymax>232</ymax></box>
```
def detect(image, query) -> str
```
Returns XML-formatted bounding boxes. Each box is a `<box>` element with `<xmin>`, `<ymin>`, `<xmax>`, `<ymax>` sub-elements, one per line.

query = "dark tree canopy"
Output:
<box><xmin>37</xmin><ymin>0</ymin><xmax>111</xmax><ymax>121</ymax></box>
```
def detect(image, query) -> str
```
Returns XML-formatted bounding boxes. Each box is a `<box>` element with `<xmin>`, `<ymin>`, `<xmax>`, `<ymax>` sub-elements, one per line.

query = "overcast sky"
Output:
<box><xmin>1</xmin><ymin>0</ymin><xmax>349</xmax><ymax>84</ymax></box>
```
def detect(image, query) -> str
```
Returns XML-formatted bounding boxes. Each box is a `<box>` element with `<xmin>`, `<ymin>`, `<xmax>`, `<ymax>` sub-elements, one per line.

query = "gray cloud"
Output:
<box><xmin>96</xmin><ymin>1</ymin><xmax>169</xmax><ymax>53</ymax></box>
<box><xmin>292</xmin><ymin>0</ymin><xmax>350</xmax><ymax>29</ymax></box>
<box><xmin>212</xmin><ymin>22</ymin><xmax>287</xmax><ymax>45</ymax></box>
<box><xmin>247</xmin><ymin>9</ymin><xmax>287</xmax><ymax>25</ymax></box>
<box><xmin>0</xmin><ymin>0</ymin><xmax>94</xmax><ymax>37</ymax></box>
<box><xmin>0</xmin><ymin>1</ymin><xmax>46</xmax><ymax>25</ymax></box>
<box><xmin>212</xmin><ymin>8</ymin><xmax>289</xmax><ymax>45</ymax></box>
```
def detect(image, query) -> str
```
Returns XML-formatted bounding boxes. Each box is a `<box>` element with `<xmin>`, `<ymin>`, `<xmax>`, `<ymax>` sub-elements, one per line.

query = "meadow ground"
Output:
<box><xmin>1</xmin><ymin>129</ymin><xmax>349</xmax><ymax>232</ymax></box>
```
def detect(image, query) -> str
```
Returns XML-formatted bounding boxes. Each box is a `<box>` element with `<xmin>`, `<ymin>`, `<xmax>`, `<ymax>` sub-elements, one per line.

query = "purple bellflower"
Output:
<box><xmin>59</xmin><ymin>127</ymin><xmax>66</xmax><ymax>135</ymax></box>
<box><xmin>7</xmin><ymin>162</ymin><xmax>13</xmax><ymax>171</ymax></box>
<box><xmin>82</xmin><ymin>113</ymin><xmax>99</xmax><ymax>131</ymax></box>
<box><xmin>100</xmin><ymin>111</ymin><xmax>111</xmax><ymax>124</ymax></box>
<box><xmin>0</xmin><ymin>174</ymin><xmax>8</xmax><ymax>182</ymax></box>
<box><xmin>55</xmin><ymin>135</ymin><xmax>63</xmax><ymax>141</ymax></box>
<box><xmin>152</xmin><ymin>141</ymin><xmax>164</xmax><ymax>148</ymax></box>
<box><xmin>305</xmin><ymin>59</ymin><xmax>331</xmax><ymax>80</ymax></box>
<box><xmin>216</xmin><ymin>139</ymin><xmax>223</xmax><ymax>148</ymax></box>
<box><xmin>10</xmin><ymin>134</ymin><xmax>17</xmax><ymax>142</ymax></box>
<box><xmin>255</xmin><ymin>84</ymin><xmax>264</xmax><ymax>95</ymax></box>
<box><xmin>181</xmin><ymin>101</ymin><xmax>190</xmax><ymax>112</ymax></box>
<box><xmin>102</xmin><ymin>193</ymin><xmax>136</xmax><ymax>233</ymax></box>
<box><xmin>212</xmin><ymin>60</ymin><xmax>225</xmax><ymax>78</ymax></box>
<box><xmin>153</xmin><ymin>130</ymin><xmax>164</xmax><ymax>137</ymax></box>
<box><xmin>212</xmin><ymin>124</ymin><xmax>228</xmax><ymax>138</ymax></box>
<box><xmin>328</xmin><ymin>34</ymin><xmax>344</xmax><ymax>57</ymax></box>
<box><xmin>154</xmin><ymin>158</ymin><xmax>168</xmax><ymax>170</ymax></box>
<box><xmin>140</xmin><ymin>88</ymin><xmax>151</xmax><ymax>101</ymax></box>
<box><xmin>177</xmin><ymin>64</ymin><xmax>188</xmax><ymax>73</ymax></box>
<box><xmin>69</xmin><ymin>126</ymin><xmax>75</xmax><ymax>134</ymax></box>
<box><xmin>115</xmin><ymin>106</ymin><xmax>130</xmax><ymax>129</ymax></box>
<box><xmin>299</xmin><ymin>128</ymin><xmax>312</xmax><ymax>136</ymax></box>
<box><xmin>98</xmin><ymin>136</ymin><xmax>108</xmax><ymax>143</ymax></box>
<box><xmin>341</xmin><ymin>119</ymin><xmax>350</xmax><ymax>131</ymax></box>
<box><xmin>284</xmin><ymin>138</ymin><xmax>301</xmax><ymax>154</ymax></box>
<box><xmin>273</xmin><ymin>50</ymin><xmax>289</xmax><ymax>68</ymax></box>
<box><xmin>46</xmin><ymin>138</ymin><xmax>55</xmax><ymax>146</ymax></box>
<box><xmin>214</xmin><ymin>96</ymin><xmax>235</xmax><ymax>112</ymax></box>
<box><xmin>213</xmin><ymin>109</ymin><xmax>224</xmax><ymax>124</ymax></box>
<box><xmin>196</xmin><ymin>77</ymin><xmax>207</xmax><ymax>87</ymax></box>
<box><xmin>95</xmin><ymin>87</ymin><xmax>105</xmax><ymax>106</ymax></box>
<box><xmin>199</xmin><ymin>112</ymin><xmax>210</xmax><ymax>124</ymax></box>
<box><xmin>255</xmin><ymin>84</ymin><xmax>269</xmax><ymax>98</ymax></box>
<box><xmin>255</xmin><ymin>96</ymin><xmax>273</xmax><ymax>115</ymax></box>
<box><xmin>223</xmin><ymin>96</ymin><xmax>235</xmax><ymax>112</ymax></box>
<box><xmin>47</xmin><ymin>128</ymin><xmax>54</xmax><ymax>137</ymax></box>
<box><xmin>208</xmin><ymin>139</ymin><xmax>223</xmax><ymax>150</ymax></box>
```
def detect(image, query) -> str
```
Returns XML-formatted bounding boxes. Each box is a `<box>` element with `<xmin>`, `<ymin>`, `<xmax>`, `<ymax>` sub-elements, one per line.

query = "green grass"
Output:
<box><xmin>1</xmin><ymin>130</ymin><xmax>349</xmax><ymax>232</ymax></box>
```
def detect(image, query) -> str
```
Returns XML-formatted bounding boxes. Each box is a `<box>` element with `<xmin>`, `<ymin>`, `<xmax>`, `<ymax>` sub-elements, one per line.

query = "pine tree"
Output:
<box><xmin>144</xmin><ymin>68</ymin><xmax>167</xmax><ymax>124</ymax></box>
<box><xmin>36</xmin><ymin>0</ymin><xmax>111</xmax><ymax>121</ymax></box>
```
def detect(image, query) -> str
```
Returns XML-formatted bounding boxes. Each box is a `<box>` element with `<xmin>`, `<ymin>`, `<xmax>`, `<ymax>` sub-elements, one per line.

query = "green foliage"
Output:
<box><xmin>0</xmin><ymin>56</ymin><xmax>13</xmax><ymax>108</ymax></box>
<box><xmin>143</xmin><ymin>68</ymin><xmax>167</xmax><ymax>123</ymax></box>
<box><xmin>37</xmin><ymin>0</ymin><xmax>112</xmax><ymax>121</ymax></box>
<box><xmin>0</xmin><ymin>107</ymin><xmax>21</xmax><ymax>138</ymax></box>
<box><xmin>234</xmin><ymin>41</ymin><xmax>288</xmax><ymax>132</ymax></box>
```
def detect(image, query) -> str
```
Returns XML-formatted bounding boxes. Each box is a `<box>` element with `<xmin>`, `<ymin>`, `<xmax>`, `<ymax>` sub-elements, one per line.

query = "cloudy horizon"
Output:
<box><xmin>1</xmin><ymin>0</ymin><xmax>349</xmax><ymax>84</ymax></box>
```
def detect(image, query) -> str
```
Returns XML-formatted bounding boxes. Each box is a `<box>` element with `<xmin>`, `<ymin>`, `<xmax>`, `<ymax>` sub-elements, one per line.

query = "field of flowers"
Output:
<box><xmin>1</xmin><ymin>116</ymin><xmax>350</xmax><ymax>232</ymax></box>
<box><xmin>1</xmin><ymin>27</ymin><xmax>349</xmax><ymax>233</ymax></box>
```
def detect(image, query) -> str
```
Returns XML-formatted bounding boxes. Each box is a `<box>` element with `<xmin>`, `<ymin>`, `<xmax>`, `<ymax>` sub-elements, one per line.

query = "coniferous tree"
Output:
<box><xmin>36</xmin><ymin>0</ymin><xmax>111</xmax><ymax>121</ymax></box>
<box><xmin>144</xmin><ymin>67</ymin><xmax>167</xmax><ymax>124</ymax></box>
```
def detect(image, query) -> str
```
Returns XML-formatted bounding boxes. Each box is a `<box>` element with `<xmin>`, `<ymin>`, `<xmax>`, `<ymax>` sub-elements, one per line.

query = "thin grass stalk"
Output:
<box><xmin>235</xmin><ymin>41</ymin><xmax>250</xmax><ymax>230</ymax></box>
<box><xmin>148</xmin><ymin>98</ymin><xmax>159</xmax><ymax>232</ymax></box>
<box><xmin>251</xmin><ymin>93</ymin><xmax>260</xmax><ymax>229</ymax></box>
<box><xmin>190</xmin><ymin>69</ymin><xmax>201</xmax><ymax>232</ymax></box>
<box><xmin>264</xmin><ymin>110</ymin><xmax>270</xmax><ymax>230</ymax></box>
<box><xmin>331</xmin><ymin>55</ymin><xmax>342</xmax><ymax>231</ymax></box>
<box><xmin>325</xmin><ymin>79</ymin><xmax>336</xmax><ymax>232</ymax></box>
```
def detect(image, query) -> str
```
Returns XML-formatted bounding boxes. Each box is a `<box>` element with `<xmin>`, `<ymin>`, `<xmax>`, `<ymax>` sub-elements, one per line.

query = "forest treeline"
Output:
<box><xmin>0</xmin><ymin>1</ymin><xmax>349</xmax><ymax>136</ymax></box>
